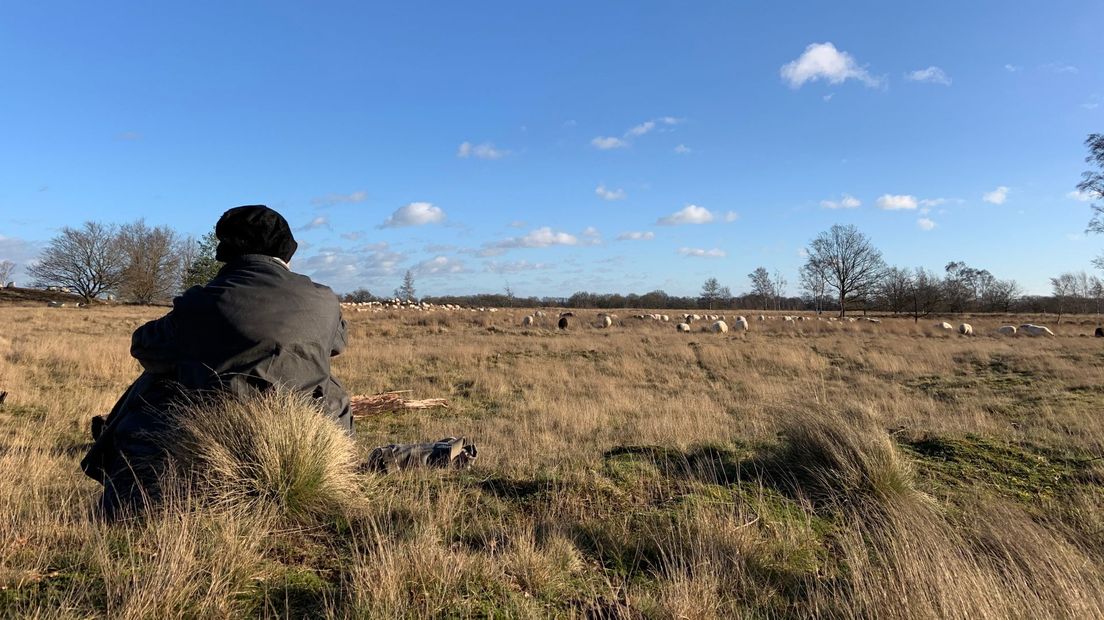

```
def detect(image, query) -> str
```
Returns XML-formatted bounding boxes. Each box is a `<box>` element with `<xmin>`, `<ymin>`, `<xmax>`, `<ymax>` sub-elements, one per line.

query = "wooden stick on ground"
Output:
<box><xmin>349</xmin><ymin>391</ymin><xmax>450</xmax><ymax>417</ymax></box>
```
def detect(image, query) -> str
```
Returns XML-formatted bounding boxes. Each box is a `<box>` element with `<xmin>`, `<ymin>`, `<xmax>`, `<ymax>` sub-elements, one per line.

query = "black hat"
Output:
<box><xmin>214</xmin><ymin>205</ymin><xmax>298</xmax><ymax>263</ymax></box>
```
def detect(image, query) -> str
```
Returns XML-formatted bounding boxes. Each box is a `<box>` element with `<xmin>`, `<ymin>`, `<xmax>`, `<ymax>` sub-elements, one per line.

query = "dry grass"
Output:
<box><xmin>1</xmin><ymin>305</ymin><xmax>1103</xmax><ymax>617</ymax></box>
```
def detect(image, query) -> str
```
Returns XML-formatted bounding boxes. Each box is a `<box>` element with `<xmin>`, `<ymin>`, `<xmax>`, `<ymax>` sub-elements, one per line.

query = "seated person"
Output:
<box><xmin>81</xmin><ymin>205</ymin><xmax>352</xmax><ymax>519</ymax></box>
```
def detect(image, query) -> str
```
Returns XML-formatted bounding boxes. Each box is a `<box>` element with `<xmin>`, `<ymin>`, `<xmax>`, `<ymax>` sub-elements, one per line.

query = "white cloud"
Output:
<box><xmin>678</xmin><ymin>247</ymin><xmax>726</xmax><ymax>258</ymax></box>
<box><xmin>905</xmin><ymin>66</ymin><xmax>952</xmax><ymax>85</ymax></box>
<box><xmin>484</xmin><ymin>260</ymin><xmax>551</xmax><ymax>274</ymax></box>
<box><xmin>1066</xmin><ymin>232</ymin><xmax>1086</xmax><ymax>242</ymax></box>
<box><xmin>780</xmin><ymin>42</ymin><xmax>881</xmax><ymax>89</ymax></box>
<box><xmin>312</xmin><ymin>190</ymin><xmax>368</xmax><ymax>207</ymax></box>
<box><xmin>723</xmin><ymin>211</ymin><xmax>739</xmax><ymax>222</ymax></box>
<box><xmin>581</xmin><ymin>227</ymin><xmax>602</xmax><ymax>244</ymax></box>
<box><xmin>593</xmin><ymin>117</ymin><xmax>683</xmax><ymax>150</ymax></box>
<box><xmin>1067</xmin><ymin>189</ymin><xmax>1100</xmax><ymax>202</ymax></box>
<box><xmin>299</xmin><ymin>216</ymin><xmax>330</xmax><ymax>231</ymax></box>
<box><xmin>917</xmin><ymin>217</ymin><xmax>936</xmax><ymax>231</ymax></box>
<box><xmin>1042</xmin><ymin>62</ymin><xmax>1078</xmax><ymax>74</ymax></box>
<box><xmin>412</xmin><ymin>255</ymin><xmax>468</xmax><ymax>276</ymax></box>
<box><xmin>380</xmin><ymin>202</ymin><xmax>447</xmax><ymax>228</ymax></box>
<box><xmin>674</xmin><ymin>144</ymin><xmax>692</xmax><ymax>154</ymax></box>
<box><xmin>1004</xmin><ymin>64</ymin><xmax>1021</xmax><ymax>73</ymax></box>
<box><xmin>982</xmin><ymin>186</ymin><xmax>1009</xmax><ymax>204</ymax></box>
<box><xmin>116</xmin><ymin>131</ymin><xmax>142</xmax><ymax>141</ymax></box>
<box><xmin>591</xmin><ymin>136</ymin><xmax>628</xmax><ymax>150</ymax></box>
<box><xmin>457</xmin><ymin>141</ymin><xmax>508</xmax><ymax>160</ymax></box>
<box><xmin>919</xmin><ymin>198</ymin><xmax>947</xmax><ymax>207</ymax></box>
<box><xmin>300</xmin><ymin>244</ymin><xmax>405</xmax><ymax>291</ymax></box>
<box><xmin>617</xmin><ymin>231</ymin><xmax>655</xmax><ymax>241</ymax></box>
<box><xmin>1083</xmin><ymin>103</ymin><xmax>1101</xmax><ymax>110</ymax></box>
<box><xmin>595</xmin><ymin>184</ymin><xmax>627</xmax><ymax>201</ymax></box>
<box><xmin>820</xmin><ymin>193</ymin><xmax>861</xmax><ymax>209</ymax></box>
<box><xmin>657</xmin><ymin>204</ymin><xmax>715</xmax><ymax>225</ymax></box>
<box><xmin>797</xmin><ymin>247</ymin><xmax>809</xmax><ymax>258</ymax></box>
<box><xmin>482</xmin><ymin>227</ymin><xmax>581</xmax><ymax>255</ymax></box>
<box><xmin>876</xmin><ymin>194</ymin><xmax>918</xmax><ymax>210</ymax></box>
<box><xmin>626</xmin><ymin>120</ymin><xmax>656</xmax><ymax>137</ymax></box>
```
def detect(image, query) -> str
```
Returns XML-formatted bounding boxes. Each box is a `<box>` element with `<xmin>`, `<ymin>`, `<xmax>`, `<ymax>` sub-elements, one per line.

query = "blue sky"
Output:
<box><xmin>1</xmin><ymin>1</ymin><xmax>1101</xmax><ymax>297</ymax></box>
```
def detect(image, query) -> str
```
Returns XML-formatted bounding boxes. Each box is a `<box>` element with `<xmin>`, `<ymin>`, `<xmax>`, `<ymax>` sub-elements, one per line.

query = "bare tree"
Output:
<box><xmin>747</xmin><ymin>267</ymin><xmax>775</xmax><ymax>310</ymax></box>
<box><xmin>803</xmin><ymin>224</ymin><xmax>885</xmax><ymax>318</ymax></box>
<box><xmin>771</xmin><ymin>270</ymin><xmax>788</xmax><ymax>310</ymax></box>
<box><xmin>1050</xmin><ymin>272</ymin><xmax>1081</xmax><ymax>323</ymax></box>
<box><xmin>1090</xmin><ymin>276</ymin><xmax>1104</xmax><ymax>314</ymax></box>
<box><xmin>0</xmin><ymin>260</ymin><xmax>15</xmax><ymax>285</ymax></box>
<box><xmin>1080</xmin><ymin>133</ymin><xmax>1104</xmax><ymax>270</ymax></box>
<box><xmin>799</xmin><ymin>262</ymin><xmax>829</xmax><ymax>314</ymax></box>
<box><xmin>908</xmin><ymin>267</ymin><xmax>942</xmax><ymax>323</ymax></box>
<box><xmin>980</xmin><ymin>278</ymin><xmax>1022</xmax><ymax>313</ymax></box>
<box><xmin>117</xmin><ymin>220</ymin><xmax>185</xmax><ymax>304</ymax></box>
<box><xmin>879</xmin><ymin>266</ymin><xmax>912</xmax><ymax>314</ymax></box>
<box><xmin>28</xmin><ymin>222</ymin><xmax>126</xmax><ymax>302</ymax></box>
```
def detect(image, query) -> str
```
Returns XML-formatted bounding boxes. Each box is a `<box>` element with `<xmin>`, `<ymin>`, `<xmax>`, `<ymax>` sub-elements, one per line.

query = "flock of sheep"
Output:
<box><xmin>334</xmin><ymin>300</ymin><xmax>1104</xmax><ymax>338</ymax></box>
<box><xmin>937</xmin><ymin>322</ymin><xmax>1057</xmax><ymax>337</ymax></box>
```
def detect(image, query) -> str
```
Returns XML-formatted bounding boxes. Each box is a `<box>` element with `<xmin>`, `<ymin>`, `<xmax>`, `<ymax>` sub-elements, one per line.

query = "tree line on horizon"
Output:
<box><xmin>7</xmin><ymin>134</ymin><xmax>1101</xmax><ymax>316</ymax></box>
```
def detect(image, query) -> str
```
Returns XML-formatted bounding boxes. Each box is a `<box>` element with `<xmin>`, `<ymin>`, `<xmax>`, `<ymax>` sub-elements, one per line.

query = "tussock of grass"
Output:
<box><xmin>159</xmin><ymin>389</ymin><xmax>361</xmax><ymax>523</ymax></box>
<box><xmin>769</xmin><ymin>407</ymin><xmax>922</xmax><ymax>506</ymax></box>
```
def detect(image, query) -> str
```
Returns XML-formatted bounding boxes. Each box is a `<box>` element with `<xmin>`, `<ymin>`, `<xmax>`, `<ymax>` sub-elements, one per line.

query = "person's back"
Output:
<box><xmin>81</xmin><ymin>205</ymin><xmax>351</xmax><ymax>518</ymax></box>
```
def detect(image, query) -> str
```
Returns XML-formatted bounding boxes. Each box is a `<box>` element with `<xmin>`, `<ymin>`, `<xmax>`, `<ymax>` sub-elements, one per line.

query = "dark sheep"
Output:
<box><xmin>1096</xmin><ymin>327</ymin><xmax>1104</xmax><ymax>338</ymax></box>
<box><xmin>558</xmin><ymin>316</ymin><xmax>570</xmax><ymax>330</ymax></box>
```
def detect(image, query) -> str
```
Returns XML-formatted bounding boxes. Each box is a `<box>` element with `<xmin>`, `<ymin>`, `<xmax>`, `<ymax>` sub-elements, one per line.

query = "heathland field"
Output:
<box><xmin>2</xmin><ymin>304</ymin><xmax>1104</xmax><ymax>618</ymax></box>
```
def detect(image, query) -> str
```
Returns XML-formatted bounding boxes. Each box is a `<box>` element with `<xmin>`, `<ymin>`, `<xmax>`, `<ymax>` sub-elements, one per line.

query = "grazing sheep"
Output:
<box><xmin>522</xmin><ymin>315</ymin><xmax>534</xmax><ymax>327</ymax></box>
<box><xmin>558</xmin><ymin>316</ymin><xmax>570</xmax><ymax>330</ymax></box>
<box><xmin>783</xmin><ymin>316</ymin><xmax>795</xmax><ymax>323</ymax></box>
<box><xmin>677</xmin><ymin>323</ymin><xmax>691</xmax><ymax>333</ymax></box>
<box><xmin>599</xmin><ymin>315</ymin><xmax>613</xmax><ymax>328</ymax></box>
<box><xmin>958</xmin><ymin>323</ymin><xmax>973</xmax><ymax>336</ymax></box>
<box><xmin>996</xmin><ymin>325</ymin><xmax>1017</xmax><ymax>336</ymax></box>
<box><xmin>534</xmin><ymin>310</ymin><xmax>546</xmax><ymax>318</ymax></box>
<box><xmin>758</xmin><ymin>315</ymin><xmax>766</xmax><ymax>321</ymax></box>
<box><xmin>711</xmin><ymin>320</ymin><xmax>729</xmax><ymax>334</ymax></box>
<box><xmin>733</xmin><ymin>316</ymin><xmax>749</xmax><ymax>331</ymax></box>
<box><xmin>661</xmin><ymin>315</ymin><xmax>670</xmax><ymax>322</ymax></box>
<box><xmin>935</xmin><ymin>322</ymin><xmax>954</xmax><ymax>331</ymax></box>
<box><xmin>47</xmin><ymin>301</ymin><xmax>64</xmax><ymax>308</ymax></box>
<box><xmin>1096</xmin><ymin>327</ymin><xmax>1104</xmax><ymax>338</ymax></box>
<box><xmin>1019</xmin><ymin>324</ymin><xmax>1055</xmax><ymax>337</ymax></box>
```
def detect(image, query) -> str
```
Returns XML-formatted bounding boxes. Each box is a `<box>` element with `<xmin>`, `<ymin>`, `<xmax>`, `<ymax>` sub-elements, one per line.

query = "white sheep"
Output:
<box><xmin>677</xmin><ymin>323</ymin><xmax>691</xmax><ymax>333</ymax></box>
<box><xmin>599</xmin><ymin>315</ymin><xmax>613</xmax><ymax>328</ymax></box>
<box><xmin>733</xmin><ymin>316</ymin><xmax>749</xmax><ymax>331</ymax></box>
<box><xmin>935</xmin><ymin>322</ymin><xmax>954</xmax><ymax>331</ymax></box>
<box><xmin>959</xmin><ymin>323</ymin><xmax>974</xmax><ymax>336</ymax></box>
<box><xmin>996</xmin><ymin>325</ymin><xmax>1017</xmax><ymax>336</ymax></box>
<box><xmin>1019</xmin><ymin>324</ymin><xmax>1055</xmax><ymax>337</ymax></box>
<box><xmin>522</xmin><ymin>315</ymin><xmax>534</xmax><ymax>327</ymax></box>
<box><xmin>711</xmin><ymin>320</ymin><xmax>729</xmax><ymax>334</ymax></box>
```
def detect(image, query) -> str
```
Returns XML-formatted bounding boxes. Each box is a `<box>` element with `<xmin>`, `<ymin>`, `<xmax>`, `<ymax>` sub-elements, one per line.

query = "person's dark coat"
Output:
<box><xmin>81</xmin><ymin>254</ymin><xmax>351</xmax><ymax>515</ymax></box>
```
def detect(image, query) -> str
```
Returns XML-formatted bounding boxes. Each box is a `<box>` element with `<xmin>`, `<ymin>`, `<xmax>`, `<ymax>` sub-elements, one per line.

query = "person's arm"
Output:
<box><xmin>131</xmin><ymin>311</ymin><xmax>180</xmax><ymax>373</ymax></box>
<box><xmin>331</xmin><ymin>315</ymin><xmax>348</xmax><ymax>357</ymax></box>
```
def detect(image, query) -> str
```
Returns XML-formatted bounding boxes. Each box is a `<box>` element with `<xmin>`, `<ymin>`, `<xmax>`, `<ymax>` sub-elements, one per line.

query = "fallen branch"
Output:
<box><xmin>349</xmin><ymin>390</ymin><xmax>450</xmax><ymax>417</ymax></box>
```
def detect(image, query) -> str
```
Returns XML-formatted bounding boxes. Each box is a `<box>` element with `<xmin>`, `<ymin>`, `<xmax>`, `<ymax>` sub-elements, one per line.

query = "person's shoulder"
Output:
<box><xmin>286</xmin><ymin>269</ymin><xmax>339</xmax><ymax>302</ymax></box>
